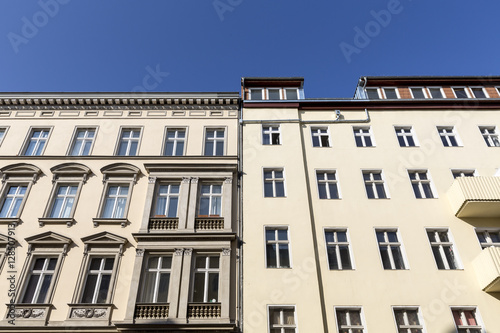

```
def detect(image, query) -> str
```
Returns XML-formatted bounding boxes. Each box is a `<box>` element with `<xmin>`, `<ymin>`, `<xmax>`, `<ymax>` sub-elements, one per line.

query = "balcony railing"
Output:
<box><xmin>195</xmin><ymin>217</ymin><xmax>224</xmax><ymax>230</ymax></box>
<box><xmin>148</xmin><ymin>217</ymin><xmax>179</xmax><ymax>231</ymax></box>
<box><xmin>447</xmin><ymin>176</ymin><xmax>500</xmax><ymax>218</ymax></box>
<box><xmin>134</xmin><ymin>303</ymin><xmax>169</xmax><ymax>319</ymax></box>
<box><xmin>187</xmin><ymin>303</ymin><xmax>221</xmax><ymax>319</ymax></box>
<box><xmin>472</xmin><ymin>246</ymin><xmax>500</xmax><ymax>292</ymax></box>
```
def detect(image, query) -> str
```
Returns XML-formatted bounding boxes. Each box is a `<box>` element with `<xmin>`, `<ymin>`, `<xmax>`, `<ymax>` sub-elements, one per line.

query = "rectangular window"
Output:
<box><xmin>81</xmin><ymin>257</ymin><xmax>115</xmax><ymax>304</ymax></box>
<box><xmin>263</xmin><ymin>169</ymin><xmax>285</xmax><ymax>197</ymax></box>
<box><xmin>0</xmin><ymin>127</ymin><xmax>7</xmax><ymax>146</ymax></box>
<box><xmin>0</xmin><ymin>185</ymin><xmax>27</xmax><ymax>218</ymax></box>
<box><xmin>153</xmin><ymin>184</ymin><xmax>179</xmax><ymax>217</ymax></box>
<box><xmin>479</xmin><ymin>126</ymin><xmax>500</xmax><ymax>147</ymax></box>
<box><xmin>249</xmin><ymin>88</ymin><xmax>263</xmax><ymax>100</ymax></box>
<box><xmin>427</xmin><ymin>229</ymin><xmax>460</xmax><ymax>270</ymax></box>
<box><xmin>393</xmin><ymin>308</ymin><xmax>424</xmax><ymax>333</ymax></box>
<box><xmin>453</xmin><ymin>87</ymin><xmax>470</xmax><ymax>98</ymax></box>
<box><xmin>49</xmin><ymin>185</ymin><xmax>78</xmax><ymax>218</ymax></box>
<box><xmin>470</xmin><ymin>87</ymin><xmax>488</xmax><ymax>98</ymax></box>
<box><xmin>192</xmin><ymin>255</ymin><xmax>219</xmax><ymax>303</ymax></box>
<box><xmin>476</xmin><ymin>230</ymin><xmax>500</xmax><ymax>248</ymax></box>
<box><xmin>382</xmin><ymin>87</ymin><xmax>399</xmax><ymax>99</ymax></box>
<box><xmin>316</xmin><ymin>171</ymin><xmax>340</xmax><ymax>199</ymax></box>
<box><xmin>410</xmin><ymin>87</ymin><xmax>426</xmax><ymax>99</ymax></box>
<box><xmin>140</xmin><ymin>255</ymin><xmax>171</xmax><ymax>303</ymax></box>
<box><xmin>408</xmin><ymin>170</ymin><xmax>435</xmax><ymax>199</ymax></box>
<box><xmin>198</xmin><ymin>184</ymin><xmax>222</xmax><ymax>217</ymax></box>
<box><xmin>452</xmin><ymin>308</ymin><xmax>484</xmax><ymax>332</ymax></box>
<box><xmin>70</xmin><ymin>128</ymin><xmax>96</xmax><ymax>156</ymax></box>
<box><xmin>102</xmin><ymin>185</ymin><xmax>129</xmax><ymax>218</ymax></box>
<box><xmin>335</xmin><ymin>308</ymin><xmax>365</xmax><ymax>333</ymax></box>
<box><xmin>437</xmin><ymin>126</ymin><xmax>460</xmax><ymax>147</ymax></box>
<box><xmin>284</xmin><ymin>88</ymin><xmax>298</xmax><ymax>100</ymax></box>
<box><xmin>265</xmin><ymin>227</ymin><xmax>290</xmax><ymax>268</ymax></box>
<box><xmin>164</xmin><ymin>128</ymin><xmax>186</xmax><ymax>156</ymax></box>
<box><xmin>23</xmin><ymin>128</ymin><xmax>51</xmax><ymax>156</ymax></box>
<box><xmin>452</xmin><ymin>170</ymin><xmax>475</xmax><ymax>178</ymax></box>
<box><xmin>353</xmin><ymin>127</ymin><xmax>374</xmax><ymax>147</ymax></box>
<box><xmin>325</xmin><ymin>230</ymin><xmax>352</xmax><ymax>270</ymax></box>
<box><xmin>204</xmin><ymin>128</ymin><xmax>225</xmax><ymax>156</ymax></box>
<box><xmin>269</xmin><ymin>306</ymin><xmax>296</xmax><ymax>333</ymax></box>
<box><xmin>395</xmin><ymin>126</ymin><xmax>417</xmax><ymax>147</ymax></box>
<box><xmin>428</xmin><ymin>87</ymin><xmax>444</xmax><ymax>98</ymax></box>
<box><xmin>21</xmin><ymin>257</ymin><xmax>58</xmax><ymax>304</ymax></box>
<box><xmin>362</xmin><ymin>171</ymin><xmax>388</xmax><ymax>199</ymax></box>
<box><xmin>365</xmin><ymin>88</ymin><xmax>380</xmax><ymax>99</ymax></box>
<box><xmin>262</xmin><ymin>125</ymin><xmax>281</xmax><ymax>145</ymax></box>
<box><xmin>267</xmin><ymin>88</ymin><xmax>281</xmax><ymax>100</ymax></box>
<box><xmin>117</xmin><ymin>128</ymin><xmax>141</xmax><ymax>156</ymax></box>
<box><xmin>376</xmin><ymin>230</ymin><xmax>406</xmax><ymax>269</ymax></box>
<box><xmin>311</xmin><ymin>127</ymin><xmax>330</xmax><ymax>147</ymax></box>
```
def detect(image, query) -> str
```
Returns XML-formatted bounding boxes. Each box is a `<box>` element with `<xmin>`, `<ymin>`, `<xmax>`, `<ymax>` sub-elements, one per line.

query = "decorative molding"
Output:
<box><xmin>148</xmin><ymin>176</ymin><xmax>156</xmax><ymax>184</ymax></box>
<box><xmin>224</xmin><ymin>177</ymin><xmax>233</xmax><ymax>184</ymax></box>
<box><xmin>222</xmin><ymin>248</ymin><xmax>231</xmax><ymax>256</ymax></box>
<box><xmin>13</xmin><ymin>308</ymin><xmax>46</xmax><ymax>319</ymax></box>
<box><xmin>184</xmin><ymin>248</ymin><xmax>193</xmax><ymax>256</ymax></box>
<box><xmin>182</xmin><ymin>177</ymin><xmax>191</xmax><ymax>184</ymax></box>
<box><xmin>136</xmin><ymin>248</ymin><xmax>145</xmax><ymax>257</ymax></box>
<box><xmin>70</xmin><ymin>308</ymin><xmax>108</xmax><ymax>319</ymax></box>
<box><xmin>174</xmin><ymin>248</ymin><xmax>184</xmax><ymax>256</ymax></box>
<box><xmin>190</xmin><ymin>177</ymin><xmax>199</xmax><ymax>184</ymax></box>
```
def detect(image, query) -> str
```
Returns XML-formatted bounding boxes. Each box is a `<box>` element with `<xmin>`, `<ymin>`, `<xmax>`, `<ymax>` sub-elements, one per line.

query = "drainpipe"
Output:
<box><xmin>237</xmin><ymin>82</ymin><xmax>244</xmax><ymax>333</ymax></box>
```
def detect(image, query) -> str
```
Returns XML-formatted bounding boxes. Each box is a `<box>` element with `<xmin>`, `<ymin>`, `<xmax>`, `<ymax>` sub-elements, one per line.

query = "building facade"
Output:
<box><xmin>241</xmin><ymin>76</ymin><xmax>500</xmax><ymax>332</ymax></box>
<box><xmin>0</xmin><ymin>92</ymin><xmax>240</xmax><ymax>332</ymax></box>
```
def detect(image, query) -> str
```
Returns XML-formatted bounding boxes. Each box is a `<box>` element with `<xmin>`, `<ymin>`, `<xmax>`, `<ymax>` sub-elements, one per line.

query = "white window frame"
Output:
<box><xmin>115</xmin><ymin>127</ymin><xmax>143</xmax><ymax>156</ymax></box>
<box><xmin>249</xmin><ymin>88</ymin><xmax>264</xmax><ymax>100</ymax></box>
<box><xmin>452</xmin><ymin>87</ymin><xmax>472</xmax><ymax>98</ymax></box>
<box><xmin>263</xmin><ymin>168</ymin><xmax>286</xmax><ymax>198</ymax></box>
<box><xmin>138</xmin><ymin>253</ymin><xmax>172</xmax><ymax>303</ymax></box>
<box><xmin>426</xmin><ymin>228</ymin><xmax>462</xmax><ymax>270</ymax></box>
<box><xmin>203</xmin><ymin>127</ymin><xmax>226</xmax><ymax>156</ymax></box>
<box><xmin>191</xmin><ymin>253</ymin><xmax>220</xmax><ymax>303</ymax></box>
<box><xmin>20</xmin><ymin>257</ymin><xmax>59</xmax><ymax>304</ymax></box>
<box><xmin>479</xmin><ymin>126</ymin><xmax>500</xmax><ymax>147</ymax></box>
<box><xmin>450</xmin><ymin>307</ymin><xmax>485</xmax><ymax>333</ymax></box>
<box><xmin>268</xmin><ymin>305</ymin><xmax>297</xmax><ymax>333</ymax></box>
<box><xmin>408</xmin><ymin>170</ymin><xmax>437</xmax><ymax>199</ymax></box>
<box><xmin>316</xmin><ymin>170</ymin><xmax>341</xmax><ymax>199</ymax></box>
<box><xmin>163</xmin><ymin>127</ymin><xmax>187</xmax><ymax>156</ymax></box>
<box><xmin>0</xmin><ymin>126</ymin><xmax>9</xmax><ymax>147</ymax></box>
<box><xmin>67</xmin><ymin>127</ymin><xmax>97</xmax><ymax>156</ymax></box>
<box><xmin>334</xmin><ymin>306</ymin><xmax>366</xmax><ymax>333</ymax></box>
<box><xmin>451</xmin><ymin>169</ymin><xmax>476</xmax><ymax>179</ymax></box>
<box><xmin>409</xmin><ymin>87</ymin><xmax>428</xmax><ymax>99</ymax></box>
<box><xmin>437</xmin><ymin>126</ymin><xmax>462</xmax><ymax>147</ymax></box>
<box><xmin>392</xmin><ymin>307</ymin><xmax>426</xmax><ymax>333</ymax></box>
<box><xmin>395</xmin><ymin>126</ymin><xmax>418</xmax><ymax>147</ymax></box>
<box><xmin>375</xmin><ymin>229</ymin><xmax>408</xmax><ymax>270</ymax></box>
<box><xmin>365</xmin><ymin>87</ymin><xmax>381</xmax><ymax>99</ymax></box>
<box><xmin>475</xmin><ymin>228</ymin><xmax>500</xmax><ymax>249</ymax></box>
<box><xmin>324</xmin><ymin>228</ymin><xmax>354</xmax><ymax>270</ymax></box>
<box><xmin>80</xmin><ymin>256</ymin><xmax>117</xmax><ymax>304</ymax></box>
<box><xmin>283</xmin><ymin>88</ymin><xmax>299</xmax><ymax>100</ymax></box>
<box><xmin>100</xmin><ymin>184</ymin><xmax>130</xmax><ymax>219</ymax></box>
<box><xmin>362</xmin><ymin>170</ymin><xmax>389</xmax><ymax>199</ymax></box>
<box><xmin>46</xmin><ymin>183</ymin><xmax>80</xmax><ymax>218</ymax></box>
<box><xmin>266</xmin><ymin>88</ymin><xmax>282</xmax><ymax>100</ymax></box>
<box><xmin>262</xmin><ymin>124</ymin><xmax>281</xmax><ymax>145</ymax></box>
<box><xmin>381</xmin><ymin>87</ymin><xmax>400</xmax><ymax>99</ymax></box>
<box><xmin>469</xmin><ymin>86</ymin><xmax>489</xmax><ymax>98</ymax></box>
<box><xmin>311</xmin><ymin>126</ymin><xmax>331</xmax><ymax>148</ymax></box>
<box><xmin>353</xmin><ymin>126</ymin><xmax>375</xmax><ymax>147</ymax></box>
<box><xmin>21</xmin><ymin>127</ymin><xmax>52</xmax><ymax>156</ymax></box>
<box><xmin>426</xmin><ymin>87</ymin><xmax>445</xmax><ymax>99</ymax></box>
<box><xmin>198</xmin><ymin>183</ymin><xmax>223</xmax><ymax>217</ymax></box>
<box><xmin>265</xmin><ymin>226</ymin><xmax>291</xmax><ymax>269</ymax></box>
<box><xmin>0</xmin><ymin>184</ymin><xmax>29</xmax><ymax>218</ymax></box>
<box><xmin>152</xmin><ymin>183</ymin><xmax>180</xmax><ymax>218</ymax></box>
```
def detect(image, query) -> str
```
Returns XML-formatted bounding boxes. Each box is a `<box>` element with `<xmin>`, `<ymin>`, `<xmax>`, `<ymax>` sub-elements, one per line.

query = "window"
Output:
<box><xmin>192</xmin><ymin>255</ymin><xmax>219</xmax><ymax>303</ymax></box>
<box><xmin>452</xmin><ymin>308</ymin><xmax>484</xmax><ymax>333</ymax></box>
<box><xmin>204</xmin><ymin>128</ymin><xmax>225</xmax><ymax>156</ymax></box>
<box><xmin>428</xmin><ymin>87</ymin><xmax>444</xmax><ymax>98</ymax></box>
<box><xmin>153</xmin><ymin>184</ymin><xmax>179</xmax><ymax>217</ymax></box>
<box><xmin>268</xmin><ymin>88</ymin><xmax>281</xmax><ymax>100</ymax></box>
<box><xmin>353</xmin><ymin>127</ymin><xmax>374</xmax><ymax>147</ymax></box>
<box><xmin>198</xmin><ymin>184</ymin><xmax>222</xmax><ymax>216</ymax></box>
<box><xmin>263</xmin><ymin>125</ymin><xmax>281</xmax><ymax>145</ymax></box>
<box><xmin>116</xmin><ymin>128</ymin><xmax>141</xmax><ymax>156</ymax></box>
<box><xmin>470</xmin><ymin>87</ymin><xmax>488</xmax><ymax>98</ymax></box>
<box><xmin>453</xmin><ymin>87</ymin><xmax>470</xmax><ymax>98</ymax></box>
<box><xmin>311</xmin><ymin>127</ymin><xmax>330</xmax><ymax>147</ymax></box>
<box><xmin>393</xmin><ymin>308</ymin><xmax>424</xmax><ymax>333</ymax></box>
<box><xmin>479</xmin><ymin>126</ymin><xmax>500</xmax><ymax>147</ymax></box>
<box><xmin>316</xmin><ymin>170</ymin><xmax>340</xmax><ymax>199</ymax></box>
<box><xmin>268</xmin><ymin>306</ymin><xmax>296</xmax><ymax>333</ymax></box>
<box><xmin>21</xmin><ymin>257</ymin><xmax>58</xmax><ymax>304</ymax></box>
<box><xmin>0</xmin><ymin>185</ymin><xmax>27</xmax><ymax>218</ymax></box>
<box><xmin>0</xmin><ymin>127</ymin><xmax>8</xmax><ymax>146</ymax></box>
<box><xmin>284</xmin><ymin>88</ymin><xmax>298</xmax><ymax>100</ymax></box>
<box><xmin>325</xmin><ymin>229</ymin><xmax>352</xmax><ymax>270</ymax></box>
<box><xmin>376</xmin><ymin>230</ymin><xmax>406</xmax><ymax>270</ymax></box>
<box><xmin>23</xmin><ymin>128</ymin><xmax>51</xmax><ymax>156</ymax></box>
<box><xmin>427</xmin><ymin>229</ymin><xmax>460</xmax><ymax>270</ymax></box>
<box><xmin>382</xmin><ymin>87</ymin><xmax>399</xmax><ymax>99</ymax></box>
<box><xmin>437</xmin><ymin>126</ymin><xmax>460</xmax><ymax>147</ymax></box>
<box><xmin>476</xmin><ymin>230</ymin><xmax>500</xmax><ymax>248</ymax></box>
<box><xmin>335</xmin><ymin>308</ymin><xmax>365</xmax><ymax>333</ymax></box>
<box><xmin>139</xmin><ymin>255</ymin><xmax>171</xmax><ymax>303</ymax></box>
<box><xmin>69</xmin><ymin>128</ymin><xmax>96</xmax><ymax>156</ymax></box>
<box><xmin>410</xmin><ymin>87</ymin><xmax>426</xmax><ymax>99</ymax></box>
<box><xmin>408</xmin><ymin>170</ymin><xmax>435</xmax><ymax>199</ymax></box>
<box><xmin>164</xmin><ymin>128</ymin><xmax>186</xmax><ymax>156</ymax></box>
<box><xmin>395</xmin><ymin>126</ymin><xmax>417</xmax><ymax>147</ymax></box>
<box><xmin>102</xmin><ymin>185</ymin><xmax>129</xmax><ymax>218</ymax></box>
<box><xmin>362</xmin><ymin>170</ymin><xmax>388</xmax><ymax>199</ymax></box>
<box><xmin>81</xmin><ymin>257</ymin><xmax>115</xmax><ymax>303</ymax></box>
<box><xmin>365</xmin><ymin>88</ymin><xmax>380</xmax><ymax>99</ymax></box>
<box><xmin>249</xmin><ymin>88</ymin><xmax>263</xmax><ymax>100</ymax></box>
<box><xmin>265</xmin><ymin>227</ymin><xmax>290</xmax><ymax>268</ymax></box>
<box><xmin>263</xmin><ymin>169</ymin><xmax>285</xmax><ymax>197</ymax></box>
<box><xmin>452</xmin><ymin>170</ymin><xmax>475</xmax><ymax>178</ymax></box>
<box><xmin>48</xmin><ymin>185</ymin><xmax>78</xmax><ymax>218</ymax></box>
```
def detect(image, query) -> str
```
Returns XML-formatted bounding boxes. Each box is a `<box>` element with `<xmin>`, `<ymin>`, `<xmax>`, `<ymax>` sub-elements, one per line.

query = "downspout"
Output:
<box><xmin>237</xmin><ymin>80</ymin><xmax>244</xmax><ymax>332</ymax></box>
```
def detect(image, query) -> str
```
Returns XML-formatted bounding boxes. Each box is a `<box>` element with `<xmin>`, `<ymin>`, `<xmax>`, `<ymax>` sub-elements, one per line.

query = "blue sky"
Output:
<box><xmin>0</xmin><ymin>0</ymin><xmax>499</xmax><ymax>98</ymax></box>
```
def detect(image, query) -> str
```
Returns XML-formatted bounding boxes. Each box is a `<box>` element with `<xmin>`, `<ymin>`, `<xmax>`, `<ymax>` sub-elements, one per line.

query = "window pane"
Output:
<box><xmin>175</xmin><ymin>141</ymin><xmax>184</xmax><ymax>156</ymax></box>
<box><xmin>432</xmin><ymin>247</ymin><xmax>445</xmax><ymax>269</ymax></box>
<box><xmin>275</xmin><ymin>182</ymin><xmax>285</xmax><ymax>197</ymax></box>
<box><xmin>167</xmin><ymin>197</ymin><xmax>178</xmax><ymax>217</ymax></box>
<box><xmin>251</xmin><ymin>89</ymin><xmax>262</xmax><ymax>100</ymax></box>
<box><xmin>96</xmin><ymin>274</ymin><xmax>111</xmax><ymax>303</ymax></box>
<box><xmin>268</xmin><ymin>89</ymin><xmax>280</xmax><ymax>100</ymax></box>
<box><xmin>165</xmin><ymin>142</ymin><xmax>174</xmax><ymax>156</ymax></box>
<box><xmin>380</xmin><ymin>247</ymin><xmax>391</xmax><ymax>269</ymax></box>
<box><xmin>36</xmin><ymin>275</ymin><xmax>52</xmax><ymax>303</ymax></box>
<box><xmin>192</xmin><ymin>273</ymin><xmax>205</xmax><ymax>302</ymax></box>
<box><xmin>199</xmin><ymin>197</ymin><xmax>209</xmax><ymax>215</ymax></box>
<box><xmin>318</xmin><ymin>184</ymin><xmax>327</xmax><ymax>199</ymax></box>
<box><xmin>279</xmin><ymin>244</ymin><xmax>290</xmax><ymax>267</ymax></box>
<box><xmin>207</xmin><ymin>273</ymin><xmax>219</xmax><ymax>302</ymax></box>
<box><xmin>277</xmin><ymin>230</ymin><xmax>287</xmax><ymax>240</ymax></box>
<box><xmin>141</xmin><ymin>272</ymin><xmax>156</xmax><ymax>302</ymax></box>
<box><xmin>384</xmin><ymin>88</ymin><xmax>398</xmax><ymax>99</ymax></box>
<box><xmin>22</xmin><ymin>274</ymin><xmax>40</xmax><ymax>303</ymax></box>
<box><xmin>157</xmin><ymin>273</ymin><xmax>170</xmax><ymax>302</ymax></box>
<box><xmin>286</xmin><ymin>89</ymin><xmax>298</xmax><ymax>100</ymax></box>
<box><xmin>204</xmin><ymin>141</ymin><xmax>214</xmax><ymax>156</ymax></box>
<box><xmin>266</xmin><ymin>244</ymin><xmax>277</xmax><ymax>268</ymax></box>
<box><xmin>215</xmin><ymin>141</ymin><xmax>224</xmax><ymax>156</ymax></box>
<box><xmin>82</xmin><ymin>275</ymin><xmax>98</xmax><ymax>303</ymax></box>
<box><xmin>339</xmin><ymin>246</ymin><xmax>352</xmax><ymax>269</ymax></box>
<box><xmin>411</xmin><ymin>88</ymin><xmax>425</xmax><ymax>99</ymax></box>
<box><xmin>327</xmin><ymin>246</ymin><xmax>339</xmax><ymax>269</ymax></box>
<box><xmin>264</xmin><ymin>182</ymin><xmax>274</xmax><ymax>197</ymax></box>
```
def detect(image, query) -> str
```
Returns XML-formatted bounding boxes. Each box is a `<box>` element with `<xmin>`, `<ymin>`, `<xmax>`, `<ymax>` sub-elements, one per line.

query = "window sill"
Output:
<box><xmin>38</xmin><ymin>217</ymin><xmax>75</xmax><ymax>227</ymax></box>
<box><xmin>0</xmin><ymin>217</ymin><xmax>21</xmax><ymax>225</ymax></box>
<box><xmin>5</xmin><ymin>303</ymin><xmax>52</xmax><ymax>325</ymax></box>
<box><xmin>92</xmin><ymin>218</ymin><xmax>128</xmax><ymax>228</ymax></box>
<box><xmin>67</xmin><ymin>303</ymin><xmax>113</xmax><ymax>324</ymax></box>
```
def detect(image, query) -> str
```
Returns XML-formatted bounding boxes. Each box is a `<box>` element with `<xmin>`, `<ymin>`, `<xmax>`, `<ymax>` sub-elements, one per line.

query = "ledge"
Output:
<box><xmin>38</xmin><ymin>218</ymin><xmax>75</xmax><ymax>227</ymax></box>
<box><xmin>66</xmin><ymin>303</ymin><xmax>113</xmax><ymax>326</ymax></box>
<box><xmin>3</xmin><ymin>303</ymin><xmax>52</xmax><ymax>326</ymax></box>
<box><xmin>0</xmin><ymin>218</ymin><xmax>21</xmax><ymax>226</ymax></box>
<box><xmin>92</xmin><ymin>218</ymin><xmax>128</xmax><ymax>228</ymax></box>
<box><xmin>447</xmin><ymin>176</ymin><xmax>500</xmax><ymax>217</ymax></box>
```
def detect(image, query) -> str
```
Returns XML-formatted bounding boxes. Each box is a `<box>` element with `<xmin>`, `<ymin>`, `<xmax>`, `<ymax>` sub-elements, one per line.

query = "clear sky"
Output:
<box><xmin>0</xmin><ymin>0</ymin><xmax>499</xmax><ymax>98</ymax></box>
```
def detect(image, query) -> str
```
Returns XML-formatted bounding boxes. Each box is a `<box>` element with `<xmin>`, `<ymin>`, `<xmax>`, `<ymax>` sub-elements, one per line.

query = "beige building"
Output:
<box><xmin>0</xmin><ymin>92</ymin><xmax>241</xmax><ymax>332</ymax></box>
<box><xmin>241</xmin><ymin>77</ymin><xmax>500</xmax><ymax>332</ymax></box>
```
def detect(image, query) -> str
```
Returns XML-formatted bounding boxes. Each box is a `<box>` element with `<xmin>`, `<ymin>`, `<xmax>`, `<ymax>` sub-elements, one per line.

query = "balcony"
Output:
<box><xmin>187</xmin><ymin>303</ymin><xmax>221</xmax><ymax>319</ymax></box>
<box><xmin>472</xmin><ymin>246</ymin><xmax>500</xmax><ymax>292</ymax></box>
<box><xmin>134</xmin><ymin>303</ymin><xmax>169</xmax><ymax>320</ymax></box>
<box><xmin>148</xmin><ymin>217</ymin><xmax>178</xmax><ymax>231</ymax></box>
<box><xmin>447</xmin><ymin>176</ymin><xmax>500</xmax><ymax>218</ymax></box>
<box><xmin>195</xmin><ymin>217</ymin><xmax>224</xmax><ymax>230</ymax></box>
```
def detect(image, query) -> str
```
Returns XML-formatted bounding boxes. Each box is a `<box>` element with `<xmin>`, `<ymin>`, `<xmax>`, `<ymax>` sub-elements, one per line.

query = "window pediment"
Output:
<box><xmin>50</xmin><ymin>163</ymin><xmax>92</xmax><ymax>183</ymax></box>
<box><xmin>0</xmin><ymin>163</ymin><xmax>42</xmax><ymax>183</ymax></box>
<box><xmin>81</xmin><ymin>232</ymin><xmax>128</xmax><ymax>246</ymax></box>
<box><xmin>101</xmin><ymin>163</ymin><xmax>141</xmax><ymax>183</ymax></box>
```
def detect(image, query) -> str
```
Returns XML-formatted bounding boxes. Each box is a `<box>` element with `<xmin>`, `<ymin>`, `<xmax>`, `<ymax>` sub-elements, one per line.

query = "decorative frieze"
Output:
<box><xmin>70</xmin><ymin>307</ymin><xmax>108</xmax><ymax>319</ymax></box>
